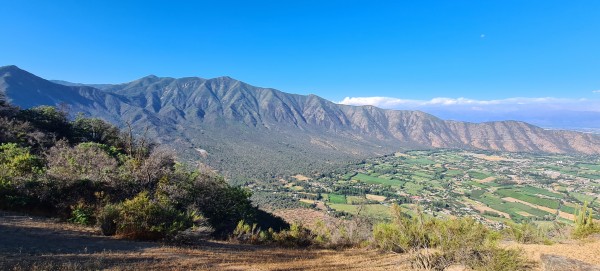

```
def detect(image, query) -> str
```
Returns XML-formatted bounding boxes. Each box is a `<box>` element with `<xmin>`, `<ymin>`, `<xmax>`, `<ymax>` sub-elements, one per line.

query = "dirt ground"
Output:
<box><xmin>0</xmin><ymin>212</ymin><xmax>407</xmax><ymax>270</ymax></box>
<box><xmin>1</xmin><ymin>211</ymin><xmax>599</xmax><ymax>270</ymax></box>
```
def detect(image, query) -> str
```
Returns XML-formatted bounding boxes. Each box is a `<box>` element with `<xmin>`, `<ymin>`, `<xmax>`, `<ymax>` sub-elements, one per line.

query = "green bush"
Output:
<box><xmin>97</xmin><ymin>204</ymin><xmax>120</xmax><ymax>236</ymax></box>
<box><xmin>232</xmin><ymin>220</ymin><xmax>314</xmax><ymax>247</ymax></box>
<box><xmin>68</xmin><ymin>202</ymin><xmax>94</xmax><ymax>226</ymax></box>
<box><xmin>116</xmin><ymin>192</ymin><xmax>193</xmax><ymax>240</ymax></box>
<box><xmin>0</xmin><ymin>143</ymin><xmax>43</xmax><ymax>180</ymax></box>
<box><xmin>572</xmin><ymin>201</ymin><xmax>600</xmax><ymax>239</ymax></box>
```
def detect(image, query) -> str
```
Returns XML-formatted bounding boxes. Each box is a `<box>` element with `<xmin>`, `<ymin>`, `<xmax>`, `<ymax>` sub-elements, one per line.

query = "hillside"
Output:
<box><xmin>2</xmin><ymin>65</ymin><xmax>600</xmax><ymax>180</ymax></box>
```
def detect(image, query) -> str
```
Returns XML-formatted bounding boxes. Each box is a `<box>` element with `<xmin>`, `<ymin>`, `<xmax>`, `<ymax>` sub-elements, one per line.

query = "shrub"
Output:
<box><xmin>116</xmin><ymin>192</ymin><xmax>193</xmax><ymax>240</ymax></box>
<box><xmin>572</xmin><ymin>201</ymin><xmax>599</xmax><ymax>239</ymax></box>
<box><xmin>46</xmin><ymin>141</ymin><xmax>119</xmax><ymax>186</ymax></box>
<box><xmin>504</xmin><ymin>221</ymin><xmax>552</xmax><ymax>244</ymax></box>
<box><xmin>68</xmin><ymin>202</ymin><xmax>94</xmax><ymax>226</ymax></box>
<box><xmin>0</xmin><ymin>143</ymin><xmax>43</xmax><ymax>180</ymax></box>
<box><xmin>232</xmin><ymin>220</ymin><xmax>314</xmax><ymax>247</ymax></box>
<box><xmin>232</xmin><ymin>220</ymin><xmax>263</xmax><ymax>244</ymax></box>
<box><xmin>373</xmin><ymin>204</ymin><xmax>527</xmax><ymax>270</ymax></box>
<box><xmin>97</xmin><ymin>204</ymin><xmax>120</xmax><ymax>236</ymax></box>
<box><xmin>160</xmin><ymin>168</ymin><xmax>287</xmax><ymax>236</ymax></box>
<box><xmin>468</xmin><ymin>247</ymin><xmax>529</xmax><ymax>271</ymax></box>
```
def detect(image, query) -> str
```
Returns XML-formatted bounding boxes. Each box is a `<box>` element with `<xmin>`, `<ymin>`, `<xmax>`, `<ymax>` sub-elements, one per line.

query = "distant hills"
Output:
<box><xmin>2</xmin><ymin>65</ymin><xmax>600</xmax><ymax>180</ymax></box>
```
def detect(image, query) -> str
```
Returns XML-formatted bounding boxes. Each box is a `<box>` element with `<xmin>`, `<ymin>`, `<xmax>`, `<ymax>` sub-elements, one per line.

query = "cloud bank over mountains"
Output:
<box><xmin>338</xmin><ymin>96</ymin><xmax>600</xmax><ymax>112</ymax></box>
<box><xmin>338</xmin><ymin>96</ymin><xmax>600</xmax><ymax>131</ymax></box>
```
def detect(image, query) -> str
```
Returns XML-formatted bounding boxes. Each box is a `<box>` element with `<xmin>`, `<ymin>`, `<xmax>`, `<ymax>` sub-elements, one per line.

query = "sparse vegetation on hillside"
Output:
<box><xmin>0</xmin><ymin>100</ymin><xmax>288</xmax><ymax>239</ymax></box>
<box><xmin>372</xmin><ymin>204</ymin><xmax>528</xmax><ymax>270</ymax></box>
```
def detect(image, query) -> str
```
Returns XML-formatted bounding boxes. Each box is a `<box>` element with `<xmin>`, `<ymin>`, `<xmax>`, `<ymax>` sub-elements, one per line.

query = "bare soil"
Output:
<box><xmin>2</xmin><ymin>211</ymin><xmax>599</xmax><ymax>271</ymax></box>
<box><xmin>0</xmin><ymin>212</ymin><xmax>407</xmax><ymax>270</ymax></box>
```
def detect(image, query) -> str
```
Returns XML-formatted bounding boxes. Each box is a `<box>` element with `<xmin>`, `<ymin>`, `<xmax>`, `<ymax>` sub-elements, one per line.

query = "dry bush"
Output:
<box><xmin>503</xmin><ymin>221</ymin><xmax>560</xmax><ymax>244</ymax></box>
<box><xmin>373</xmin><ymin>204</ymin><xmax>529</xmax><ymax>270</ymax></box>
<box><xmin>46</xmin><ymin>141</ymin><xmax>119</xmax><ymax>185</ymax></box>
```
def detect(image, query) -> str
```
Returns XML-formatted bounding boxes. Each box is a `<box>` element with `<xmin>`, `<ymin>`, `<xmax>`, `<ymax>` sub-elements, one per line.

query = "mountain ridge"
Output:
<box><xmin>2</xmin><ymin>65</ymin><xmax>599</xmax><ymax>179</ymax></box>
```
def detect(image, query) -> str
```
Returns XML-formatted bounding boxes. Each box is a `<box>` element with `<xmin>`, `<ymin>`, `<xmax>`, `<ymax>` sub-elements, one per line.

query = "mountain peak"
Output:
<box><xmin>0</xmin><ymin>65</ymin><xmax>20</xmax><ymax>71</ymax></box>
<box><xmin>0</xmin><ymin>65</ymin><xmax>28</xmax><ymax>76</ymax></box>
<box><xmin>211</xmin><ymin>76</ymin><xmax>238</xmax><ymax>82</ymax></box>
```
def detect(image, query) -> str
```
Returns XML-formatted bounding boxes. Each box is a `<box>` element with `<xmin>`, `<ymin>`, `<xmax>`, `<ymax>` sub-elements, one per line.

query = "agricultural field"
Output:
<box><xmin>273</xmin><ymin>149</ymin><xmax>600</xmax><ymax>228</ymax></box>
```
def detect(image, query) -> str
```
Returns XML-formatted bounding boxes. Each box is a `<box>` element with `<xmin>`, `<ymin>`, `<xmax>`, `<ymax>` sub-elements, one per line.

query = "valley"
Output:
<box><xmin>270</xmin><ymin>150</ymin><xmax>600</xmax><ymax>227</ymax></box>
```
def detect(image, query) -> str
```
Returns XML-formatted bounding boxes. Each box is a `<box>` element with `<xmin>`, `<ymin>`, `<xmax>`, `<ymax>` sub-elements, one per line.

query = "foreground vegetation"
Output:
<box><xmin>0</xmin><ymin>94</ymin><xmax>287</xmax><ymax>239</ymax></box>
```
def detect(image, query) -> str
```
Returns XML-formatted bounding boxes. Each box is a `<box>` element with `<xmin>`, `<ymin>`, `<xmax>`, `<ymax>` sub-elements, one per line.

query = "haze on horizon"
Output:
<box><xmin>1</xmin><ymin>1</ymin><xmax>599</xmax><ymax>129</ymax></box>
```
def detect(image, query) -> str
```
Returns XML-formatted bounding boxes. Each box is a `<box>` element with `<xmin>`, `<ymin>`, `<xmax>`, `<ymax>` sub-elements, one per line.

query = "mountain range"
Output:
<box><xmin>2</xmin><ymin>65</ymin><xmax>599</xmax><ymax>180</ymax></box>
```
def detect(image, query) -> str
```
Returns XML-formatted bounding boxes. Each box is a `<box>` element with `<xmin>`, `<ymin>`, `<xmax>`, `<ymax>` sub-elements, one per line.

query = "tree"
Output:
<box><xmin>0</xmin><ymin>91</ymin><xmax>16</xmax><ymax>117</ymax></box>
<box><xmin>18</xmin><ymin>105</ymin><xmax>72</xmax><ymax>140</ymax></box>
<box><xmin>72</xmin><ymin>115</ymin><xmax>122</xmax><ymax>146</ymax></box>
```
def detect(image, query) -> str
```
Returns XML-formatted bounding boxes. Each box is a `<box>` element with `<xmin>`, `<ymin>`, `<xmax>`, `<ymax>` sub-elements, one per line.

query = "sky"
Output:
<box><xmin>2</xmin><ymin>1</ymin><xmax>600</xmax><ymax>127</ymax></box>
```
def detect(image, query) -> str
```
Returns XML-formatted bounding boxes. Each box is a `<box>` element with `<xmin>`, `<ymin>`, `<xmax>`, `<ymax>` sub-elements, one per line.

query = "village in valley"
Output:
<box><xmin>263</xmin><ymin>149</ymin><xmax>600</xmax><ymax>228</ymax></box>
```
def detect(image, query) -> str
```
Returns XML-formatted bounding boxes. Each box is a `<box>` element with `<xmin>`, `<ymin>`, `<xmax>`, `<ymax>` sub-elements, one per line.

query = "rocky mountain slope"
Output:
<box><xmin>2</xmin><ymin>65</ymin><xmax>599</xmax><ymax>179</ymax></box>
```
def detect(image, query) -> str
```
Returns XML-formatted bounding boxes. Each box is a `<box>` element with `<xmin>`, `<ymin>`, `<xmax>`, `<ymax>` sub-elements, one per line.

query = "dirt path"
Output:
<box><xmin>0</xmin><ymin>212</ymin><xmax>407</xmax><ymax>270</ymax></box>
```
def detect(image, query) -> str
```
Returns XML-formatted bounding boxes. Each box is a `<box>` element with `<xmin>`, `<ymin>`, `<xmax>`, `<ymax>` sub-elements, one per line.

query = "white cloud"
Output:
<box><xmin>593</xmin><ymin>90</ymin><xmax>600</xmax><ymax>93</ymax></box>
<box><xmin>337</xmin><ymin>96</ymin><xmax>600</xmax><ymax>112</ymax></box>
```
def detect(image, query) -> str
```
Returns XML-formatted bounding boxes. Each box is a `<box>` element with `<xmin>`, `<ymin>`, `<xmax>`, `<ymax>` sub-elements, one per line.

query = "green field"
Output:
<box><xmin>347</xmin><ymin>196</ymin><xmax>367</xmax><ymax>205</ymax></box>
<box><xmin>496</xmin><ymin>188</ymin><xmax>560</xmax><ymax>209</ymax></box>
<box><xmin>578</xmin><ymin>163</ymin><xmax>600</xmax><ymax>171</ymax></box>
<box><xmin>352</xmin><ymin>173</ymin><xmax>403</xmax><ymax>186</ymax></box>
<box><xmin>403</xmin><ymin>182</ymin><xmax>425</xmax><ymax>195</ymax></box>
<box><xmin>472</xmin><ymin>193</ymin><xmax>552</xmax><ymax>221</ymax></box>
<box><xmin>569</xmin><ymin>192</ymin><xmax>597</xmax><ymax>203</ymax></box>
<box><xmin>405</xmin><ymin>158</ymin><xmax>436</xmax><ymax>165</ymax></box>
<box><xmin>308</xmin><ymin>149</ymin><xmax>599</xmax><ymax>225</ymax></box>
<box><xmin>519</xmin><ymin>186</ymin><xmax>564</xmax><ymax>199</ymax></box>
<box><xmin>469</xmin><ymin>171</ymin><xmax>493</xmax><ymax>180</ymax></box>
<box><xmin>328</xmin><ymin>193</ymin><xmax>347</xmax><ymax>204</ymax></box>
<box><xmin>444</xmin><ymin>169</ymin><xmax>463</xmax><ymax>177</ymax></box>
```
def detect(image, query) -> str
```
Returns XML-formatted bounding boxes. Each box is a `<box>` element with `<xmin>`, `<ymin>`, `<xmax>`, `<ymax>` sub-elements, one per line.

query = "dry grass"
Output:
<box><xmin>3</xmin><ymin>211</ymin><xmax>600</xmax><ymax>270</ymax></box>
<box><xmin>477</xmin><ymin>176</ymin><xmax>496</xmax><ymax>183</ymax></box>
<box><xmin>0</xmin><ymin>211</ymin><xmax>408</xmax><ymax>270</ymax></box>
<box><xmin>273</xmin><ymin>208</ymin><xmax>334</xmax><ymax>230</ymax></box>
<box><xmin>508</xmin><ymin>238</ymin><xmax>600</xmax><ymax>270</ymax></box>
<box><xmin>366</xmin><ymin>194</ymin><xmax>387</xmax><ymax>202</ymax></box>
<box><xmin>293</xmin><ymin>174</ymin><xmax>311</xmax><ymax>181</ymax></box>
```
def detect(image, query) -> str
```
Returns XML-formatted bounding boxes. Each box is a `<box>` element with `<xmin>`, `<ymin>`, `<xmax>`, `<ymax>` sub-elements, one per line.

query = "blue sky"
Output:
<box><xmin>2</xmin><ymin>1</ymin><xmax>600</xmax><ymax>127</ymax></box>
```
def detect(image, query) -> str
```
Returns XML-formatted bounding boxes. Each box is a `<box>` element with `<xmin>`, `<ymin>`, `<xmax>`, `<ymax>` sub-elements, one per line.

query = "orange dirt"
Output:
<box><xmin>509</xmin><ymin>239</ymin><xmax>600</xmax><ymax>270</ymax></box>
